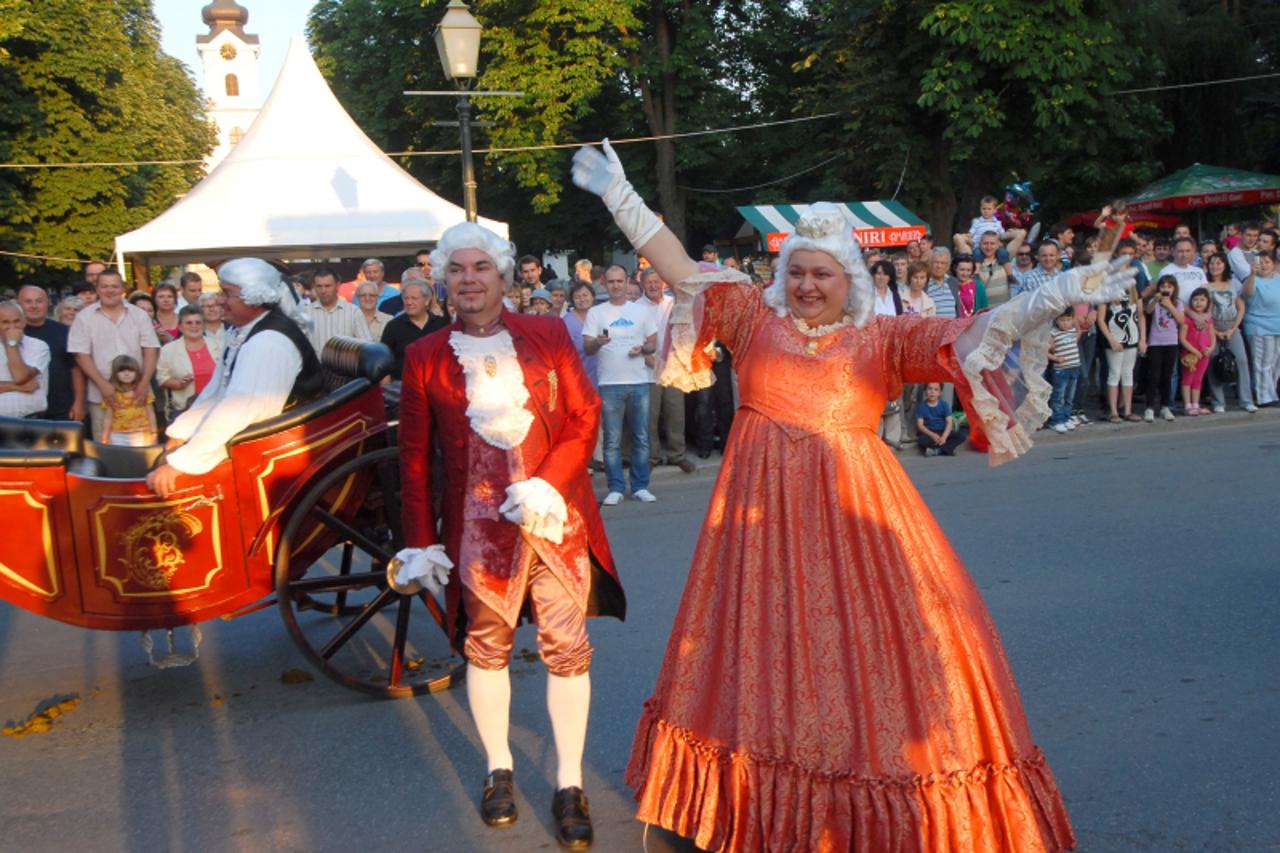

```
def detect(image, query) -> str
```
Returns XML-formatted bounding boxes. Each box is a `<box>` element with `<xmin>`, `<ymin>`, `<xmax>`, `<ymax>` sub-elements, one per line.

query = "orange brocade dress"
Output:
<box><xmin>627</xmin><ymin>280</ymin><xmax>1075</xmax><ymax>852</ymax></box>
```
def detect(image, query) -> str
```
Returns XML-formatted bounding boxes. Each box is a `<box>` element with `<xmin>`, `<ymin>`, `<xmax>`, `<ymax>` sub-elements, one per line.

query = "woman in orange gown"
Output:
<box><xmin>572</xmin><ymin>143</ymin><xmax>1134</xmax><ymax>853</ymax></box>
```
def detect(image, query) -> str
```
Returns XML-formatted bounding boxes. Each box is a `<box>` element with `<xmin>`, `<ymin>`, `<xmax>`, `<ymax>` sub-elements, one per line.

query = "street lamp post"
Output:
<box><xmin>434</xmin><ymin>0</ymin><xmax>482</xmax><ymax>223</ymax></box>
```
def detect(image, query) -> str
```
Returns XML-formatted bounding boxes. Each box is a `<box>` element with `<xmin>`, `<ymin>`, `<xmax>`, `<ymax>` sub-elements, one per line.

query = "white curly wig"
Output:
<box><xmin>764</xmin><ymin>202</ymin><xmax>875</xmax><ymax>328</ymax></box>
<box><xmin>429</xmin><ymin>222</ymin><xmax>516</xmax><ymax>286</ymax></box>
<box><xmin>218</xmin><ymin>257</ymin><xmax>310</xmax><ymax>330</ymax></box>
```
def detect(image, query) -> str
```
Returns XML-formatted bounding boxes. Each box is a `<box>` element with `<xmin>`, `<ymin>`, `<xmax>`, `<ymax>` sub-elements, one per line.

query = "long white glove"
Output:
<box><xmin>571</xmin><ymin>139</ymin><xmax>664</xmax><ymax>250</ymax></box>
<box><xmin>389</xmin><ymin>545</ymin><xmax>453</xmax><ymax>596</ymax></box>
<box><xmin>995</xmin><ymin>258</ymin><xmax>1137</xmax><ymax>337</ymax></box>
<box><xmin>498</xmin><ymin>477</ymin><xmax>568</xmax><ymax>544</ymax></box>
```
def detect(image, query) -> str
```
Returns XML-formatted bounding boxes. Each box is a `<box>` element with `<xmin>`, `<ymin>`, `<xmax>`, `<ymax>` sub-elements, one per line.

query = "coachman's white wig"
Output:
<box><xmin>764</xmin><ymin>202</ymin><xmax>875</xmax><ymax>328</ymax></box>
<box><xmin>430</xmin><ymin>222</ymin><xmax>516</xmax><ymax>286</ymax></box>
<box><xmin>218</xmin><ymin>257</ymin><xmax>310</xmax><ymax>330</ymax></box>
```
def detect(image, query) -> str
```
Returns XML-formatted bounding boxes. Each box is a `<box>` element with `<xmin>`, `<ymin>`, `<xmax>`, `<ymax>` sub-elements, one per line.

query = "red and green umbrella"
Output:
<box><xmin>1125</xmin><ymin>163</ymin><xmax>1280</xmax><ymax>213</ymax></box>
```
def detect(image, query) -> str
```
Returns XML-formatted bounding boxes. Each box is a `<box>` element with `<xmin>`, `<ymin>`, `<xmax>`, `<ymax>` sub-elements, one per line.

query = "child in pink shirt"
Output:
<box><xmin>1179</xmin><ymin>287</ymin><xmax>1215</xmax><ymax>414</ymax></box>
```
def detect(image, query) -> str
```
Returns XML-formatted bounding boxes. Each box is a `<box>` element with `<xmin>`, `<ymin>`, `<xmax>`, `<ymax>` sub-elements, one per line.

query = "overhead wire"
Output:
<box><xmin>679</xmin><ymin>153</ymin><xmax>843</xmax><ymax>194</ymax></box>
<box><xmin>1114</xmin><ymin>70</ymin><xmax>1280</xmax><ymax>95</ymax></box>
<box><xmin>1</xmin><ymin>69</ymin><xmax>1277</xmax><ymax>170</ymax></box>
<box><xmin>0</xmin><ymin>111</ymin><xmax>844</xmax><ymax>170</ymax></box>
<box><xmin>0</xmin><ymin>249</ymin><xmax>102</xmax><ymax>265</ymax></box>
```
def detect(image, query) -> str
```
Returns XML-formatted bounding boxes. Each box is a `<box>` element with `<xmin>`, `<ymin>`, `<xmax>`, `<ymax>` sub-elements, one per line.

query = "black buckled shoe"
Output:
<box><xmin>480</xmin><ymin>769</ymin><xmax>517</xmax><ymax>828</ymax></box>
<box><xmin>551</xmin><ymin>786</ymin><xmax>593</xmax><ymax>850</ymax></box>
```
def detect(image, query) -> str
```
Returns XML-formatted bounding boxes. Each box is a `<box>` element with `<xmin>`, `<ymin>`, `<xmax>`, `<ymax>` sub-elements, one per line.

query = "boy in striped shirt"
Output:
<box><xmin>1047</xmin><ymin>308</ymin><xmax>1082</xmax><ymax>433</ymax></box>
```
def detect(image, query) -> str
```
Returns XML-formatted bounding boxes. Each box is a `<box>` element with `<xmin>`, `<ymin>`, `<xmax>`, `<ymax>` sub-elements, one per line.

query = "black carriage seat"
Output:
<box><xmin>0</xmin><ymin>416</ymin><xmax>85</xmax><ymax>455</ymax></box>
<box><xmin>229</xmin><ymin>338</ymin><xmax>392</xmax><ymax>446</ymax></box>
<box><xmin>0</xmin><ymin>416</ymin><xmax>97</xmax><ymax>472</ymax></box>
<box><xmin>318</xmin><ymin>336</ymin><xmax>393</xmax><ymax>390</ymax></box>
<box><xmin>81</xmin><ymin>442</ymin><xmax>165</xmax><ymax>479</ymax></box>
<box><xmin>0</xmin><ymin>414</ymin><xmax>158</xmax><ymax>478</ymax></box>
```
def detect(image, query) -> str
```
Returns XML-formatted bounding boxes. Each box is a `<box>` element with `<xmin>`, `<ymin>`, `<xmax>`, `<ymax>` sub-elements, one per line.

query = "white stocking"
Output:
<box><xmin>547</xmin><ymin>671</ymin><xmax>591</xmax><ymax>790</ymax></box>
<box><xmin>466</xmin><ymin>664</ymin><xmax>513</xmax><ymax>773</ymax></box>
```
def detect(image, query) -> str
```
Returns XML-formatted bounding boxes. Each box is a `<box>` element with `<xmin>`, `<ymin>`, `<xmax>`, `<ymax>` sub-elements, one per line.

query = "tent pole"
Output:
<box><xmin>131</xmin><ymin>257</ymin><xmax>151</xmax><ymax>293</ymax></box>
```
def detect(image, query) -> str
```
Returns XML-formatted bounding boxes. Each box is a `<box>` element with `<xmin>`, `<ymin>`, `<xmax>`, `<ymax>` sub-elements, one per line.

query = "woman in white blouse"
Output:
<box><xmin>355</xmin><ymin>281</ymin><xmax>393</xmax><ymax>339</ymax></box>
<box><xmin>157</xmin><ymin>306</ymin><xmax>222</xmax><ymax>419</ymax></box>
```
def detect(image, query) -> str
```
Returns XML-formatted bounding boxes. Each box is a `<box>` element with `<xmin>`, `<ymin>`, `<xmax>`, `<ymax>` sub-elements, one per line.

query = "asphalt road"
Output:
<box><xmin>1</xmin><ymin>413</ymin><xmax>1278</xmax><ymax>852</ymax></box>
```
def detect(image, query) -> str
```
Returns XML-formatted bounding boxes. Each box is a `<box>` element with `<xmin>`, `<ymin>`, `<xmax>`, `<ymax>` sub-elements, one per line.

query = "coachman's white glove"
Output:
<box><xmin>996</xmin><ymin>258</ymin><xmax>1137</xmax><ymax>337</ymax></box>
<box><xmin>389</xmin><ymin>545</ymin><xmax>453</xmax><ymax>596</ymax></box>
<box><xmin>498</xmin><ymin>477</ymin><xmax>568</xmax><ymax>544</ymax></box>
<box><xmin>572</xmin><ymin>139</ymin><xmax>664</xmax><ymax>250</ymax></box>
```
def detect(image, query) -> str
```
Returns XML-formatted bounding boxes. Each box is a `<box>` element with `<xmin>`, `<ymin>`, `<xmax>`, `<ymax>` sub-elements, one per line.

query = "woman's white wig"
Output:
<box><xmin>764</xmin><ymin>202</ymin><xmax>875</xmax><ymax>328</ymax></box>
<box><xmin>218</xmin><ymin>257</ymin><xmax>310</xmax><ymax>330</ymax></box>
<box><xmin>429</xmin><ymin>222</ymin><xmax>516</xmax><ymax>286</ymax></box>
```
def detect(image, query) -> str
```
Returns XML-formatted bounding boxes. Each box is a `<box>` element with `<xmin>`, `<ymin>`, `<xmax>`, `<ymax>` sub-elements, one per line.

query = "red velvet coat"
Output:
<box><xmin>399</xmin><ymin>310</ymin><xmax>624</xmax><ymax>647</ymax></box>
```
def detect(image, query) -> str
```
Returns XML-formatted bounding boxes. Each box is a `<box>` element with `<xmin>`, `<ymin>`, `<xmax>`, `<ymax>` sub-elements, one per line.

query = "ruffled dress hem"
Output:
<box><xmin>628</xmin><ymin>711</ymin><xmax>1076</xmax><ymax>853</ymax></box>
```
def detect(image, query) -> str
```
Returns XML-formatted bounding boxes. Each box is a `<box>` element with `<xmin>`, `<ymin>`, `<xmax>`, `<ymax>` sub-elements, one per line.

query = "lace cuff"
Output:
<box><xmin>656</xmin><ymin>269</ymin><xmax>754</xmax><ymax>393</ymax></box>
<box><xmin>951</xmin><ymin>310</ymin><xmax>1053</xmax><ymax>466</ymax></box>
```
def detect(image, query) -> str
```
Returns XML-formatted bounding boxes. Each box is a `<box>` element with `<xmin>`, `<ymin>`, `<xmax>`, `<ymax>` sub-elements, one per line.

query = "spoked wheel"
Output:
<box><xmin>275</xmin><ymin>446</ymin><xmax>464</xmax><ymax>698</ymax></box>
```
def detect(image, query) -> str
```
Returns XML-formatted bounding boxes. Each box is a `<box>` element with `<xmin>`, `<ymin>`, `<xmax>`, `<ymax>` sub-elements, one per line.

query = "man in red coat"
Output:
<box><xmin>395</xmin><ymin>222</ymin><xmax>624</xmax><ymax>851</ymax></box>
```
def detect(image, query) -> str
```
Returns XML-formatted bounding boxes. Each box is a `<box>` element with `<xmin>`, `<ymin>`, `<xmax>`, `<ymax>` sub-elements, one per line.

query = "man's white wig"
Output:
<box><xmin>429</xmin><ymin>222</ymin><xmax>516</xmax><ymax>286</ymax></box>
<box><xmin>218</xmin><ymin>257</ymin><xmax>310</xmax><ymax>329</ymax></box>
<box><xmin>764</xmin><ymin>202</ymin><xmax>875</xmax><ymax>328</ymax></box>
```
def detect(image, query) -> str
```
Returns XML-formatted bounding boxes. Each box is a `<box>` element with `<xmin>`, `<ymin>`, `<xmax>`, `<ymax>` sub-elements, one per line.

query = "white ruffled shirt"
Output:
<box><xmin>448</xmin><ymin>329</ymin><xmax>534</xmax><ymax>449</ymax></box>
<box><xmin>447</xmin><ymin>329</ymin><xmax>566</xmax><ymax>542</ymax></box>
<box><xmin>166</xmin><ymin>312</ymin><xmax>302</xmax><ymax>475</ymax></box>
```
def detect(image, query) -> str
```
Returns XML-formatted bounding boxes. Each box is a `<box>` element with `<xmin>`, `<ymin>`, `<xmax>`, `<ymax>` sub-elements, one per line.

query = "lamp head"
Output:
<box><xmin>434</xmin><ymin>0</ymin><xmax>482</xmax><ymax>81</ymax></box>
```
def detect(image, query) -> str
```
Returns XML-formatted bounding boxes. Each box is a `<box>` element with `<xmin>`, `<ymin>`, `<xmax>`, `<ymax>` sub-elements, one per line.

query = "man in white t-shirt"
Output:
<box><xmin>1157</xmin><ymin>236</ymin><xmax>1208</xmax><ymax>302</ymax></box>
<box><xmin>583</xmin><ymin>265</ymin><xmax>658</xmax><ymax>505</ymax></box>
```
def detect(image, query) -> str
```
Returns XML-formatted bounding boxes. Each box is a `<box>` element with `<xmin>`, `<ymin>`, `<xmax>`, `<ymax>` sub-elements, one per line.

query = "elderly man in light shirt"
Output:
<box><xmin>147</xmin><ymin>259</ymin><xmax>321</xmax><ymax>497</ymax></box>
<box><xmin>309</xmin><ymin>266</ymin><xmax>372</xmax><ymax>354</ymax></box>
<box><xmin>0</xmin><ymin>301</ymin><xmax>50</xmax><ymax>418</ymax></box>
<box><xmin>639</xmin><ymin>268</ymin><xmax>695</xmax><ymax>473</ymax></box>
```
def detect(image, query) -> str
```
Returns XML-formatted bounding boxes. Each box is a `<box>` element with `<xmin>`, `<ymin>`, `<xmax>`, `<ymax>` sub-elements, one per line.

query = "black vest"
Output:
<box><xmin>238</xmin><ymin>306</ymin><xmax>323</xmax><ymax>409</ymax></box>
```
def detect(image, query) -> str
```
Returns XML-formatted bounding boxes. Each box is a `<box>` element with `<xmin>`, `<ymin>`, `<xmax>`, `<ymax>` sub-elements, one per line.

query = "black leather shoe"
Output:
<box><xmin>480</xmin><ymin>769</ymin><xmax>517</xmax><ymax>828</ymax></box>
<box><xmin>551</xmin><ymin>786</ymin><xmax>593</xmax><ymax>850</ymax></box>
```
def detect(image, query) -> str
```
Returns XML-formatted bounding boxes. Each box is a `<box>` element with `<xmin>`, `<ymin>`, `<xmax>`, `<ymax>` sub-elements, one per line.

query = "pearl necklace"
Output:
<box><xmin>791</xmin><ymin>313</ymin><xmax>852</xmax><ymax>337</ymax></box>
<box><xmin>791</xmin><ymin>313</ymin><xmax>852</xmax><ymax>354</ymax></box>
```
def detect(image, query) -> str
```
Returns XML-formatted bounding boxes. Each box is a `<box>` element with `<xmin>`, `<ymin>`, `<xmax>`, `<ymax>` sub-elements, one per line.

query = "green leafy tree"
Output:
<box><xmin>1126</xmin><ymin>0</ymin><xmax>1280</xmax><ymax>176</ymax></box>
<box><xmin>0</xmin><ymin>0</ymin><xmax>213</xmax><ymax>286</ymax></box>
<box><xmin>795</xmin><ymin>0</ymin><xmax>1165</xmax><ymax>235</ymax></box>
<box><xmin>475</xmin><ymin>0</ymin><xmax>642</xmax><ymax>213</ymax></box>
<box><xmin>308</xmin><ymin>0</ymin><xmax>641</xmax><ymax>255</ymax></box>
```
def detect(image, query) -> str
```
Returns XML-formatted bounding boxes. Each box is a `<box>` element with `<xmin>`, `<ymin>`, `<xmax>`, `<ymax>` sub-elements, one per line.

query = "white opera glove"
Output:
<box><xmin>390</xmin><ymin>545</ymin><xmax>453</xmax><ymax>596</ymax></box>
<box><xmin>995</xmin><ymin>258</ymin><xmax>1137</xmax><ymax>338</ymax></box>
<box><xmin>571</xmin><ymin>139</ymin><xmax>664</xmax><ymax>250</ymax></box>
<box><xmin>498</xmin><ymin>477</ymin><xmax>568</xmax><ymax>545</ymax></box>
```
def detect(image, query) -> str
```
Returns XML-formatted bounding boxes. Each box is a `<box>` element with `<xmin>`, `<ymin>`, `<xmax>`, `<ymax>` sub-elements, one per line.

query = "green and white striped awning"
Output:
<box><xmin>737</xmin><ymin>201</ymin><xmax>927</xmax><ymax>250</ymax></box>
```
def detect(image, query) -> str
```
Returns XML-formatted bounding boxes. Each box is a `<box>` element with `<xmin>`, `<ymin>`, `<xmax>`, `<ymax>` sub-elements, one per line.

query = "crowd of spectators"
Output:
<box><xmin>3</xmin><ymin>208</ymin><xmax>1276</xmax><ymax>468</ymax></box>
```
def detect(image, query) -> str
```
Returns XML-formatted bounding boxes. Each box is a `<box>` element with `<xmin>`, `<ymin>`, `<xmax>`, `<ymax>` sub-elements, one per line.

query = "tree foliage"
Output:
<box><xmin>0</xmin><ymin>0</ymin><xmax>213</xmax><ymax>286</ymax></box>
<box><xmin>190</xmin><ymin>0</ymin><xmax>1280</xmax><ymax>261</ymax></box>
<box><xmin>475</xmin><ymin>0</ymin><xmax>642</xmax><ymax>213</ymax></box>
<box><xmin>794</xmin><ymin>0</ymin><xmax>1166</xmax><ymax>235</ymax></box>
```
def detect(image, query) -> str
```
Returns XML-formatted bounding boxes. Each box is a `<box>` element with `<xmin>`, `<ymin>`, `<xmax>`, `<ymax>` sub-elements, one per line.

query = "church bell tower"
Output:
<box><xmin>197</xmin><ymin>0</ymin><xmax>261</xmax><ymax>171</ymax></box>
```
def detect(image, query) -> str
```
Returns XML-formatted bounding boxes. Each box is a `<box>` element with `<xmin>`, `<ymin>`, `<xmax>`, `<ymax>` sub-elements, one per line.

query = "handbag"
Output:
<box><xmin>1212</xmin><ymin>347</ymin><xmax>1238</xmax><ymax>384</ymax></box>
<box><xmin>1179</xmin><ymin>350</ymin><xmax>1201</xmax><ymax>371</ymax></box>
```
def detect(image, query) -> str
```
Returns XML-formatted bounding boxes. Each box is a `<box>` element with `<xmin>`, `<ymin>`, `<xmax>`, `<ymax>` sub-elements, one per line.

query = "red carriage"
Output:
<box><xmin>0</xmin><ymin>338</ymin><xmax>461</xmax><ymax>698</ymax></box>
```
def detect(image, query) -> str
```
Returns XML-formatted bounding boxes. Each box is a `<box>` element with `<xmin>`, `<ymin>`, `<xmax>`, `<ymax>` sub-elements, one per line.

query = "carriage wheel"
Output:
<box><xmin>274</xmin><ymin>446</ymin><xmax>464</xmax><ymax>698</ymax></box>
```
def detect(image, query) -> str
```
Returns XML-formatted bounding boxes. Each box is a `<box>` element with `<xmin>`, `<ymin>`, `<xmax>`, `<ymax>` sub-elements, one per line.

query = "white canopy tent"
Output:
<box><xmin>115</xmin><ymin>37</ymin><xmax>507</xmax><ymax>279</ymax></box>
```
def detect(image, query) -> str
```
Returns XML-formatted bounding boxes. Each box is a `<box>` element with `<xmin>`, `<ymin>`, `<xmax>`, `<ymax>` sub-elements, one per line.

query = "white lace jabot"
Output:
<box><xmin>448</xmin><ymin>329</ymin><xmax>534</xmax><ymax>449</ymax></box>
